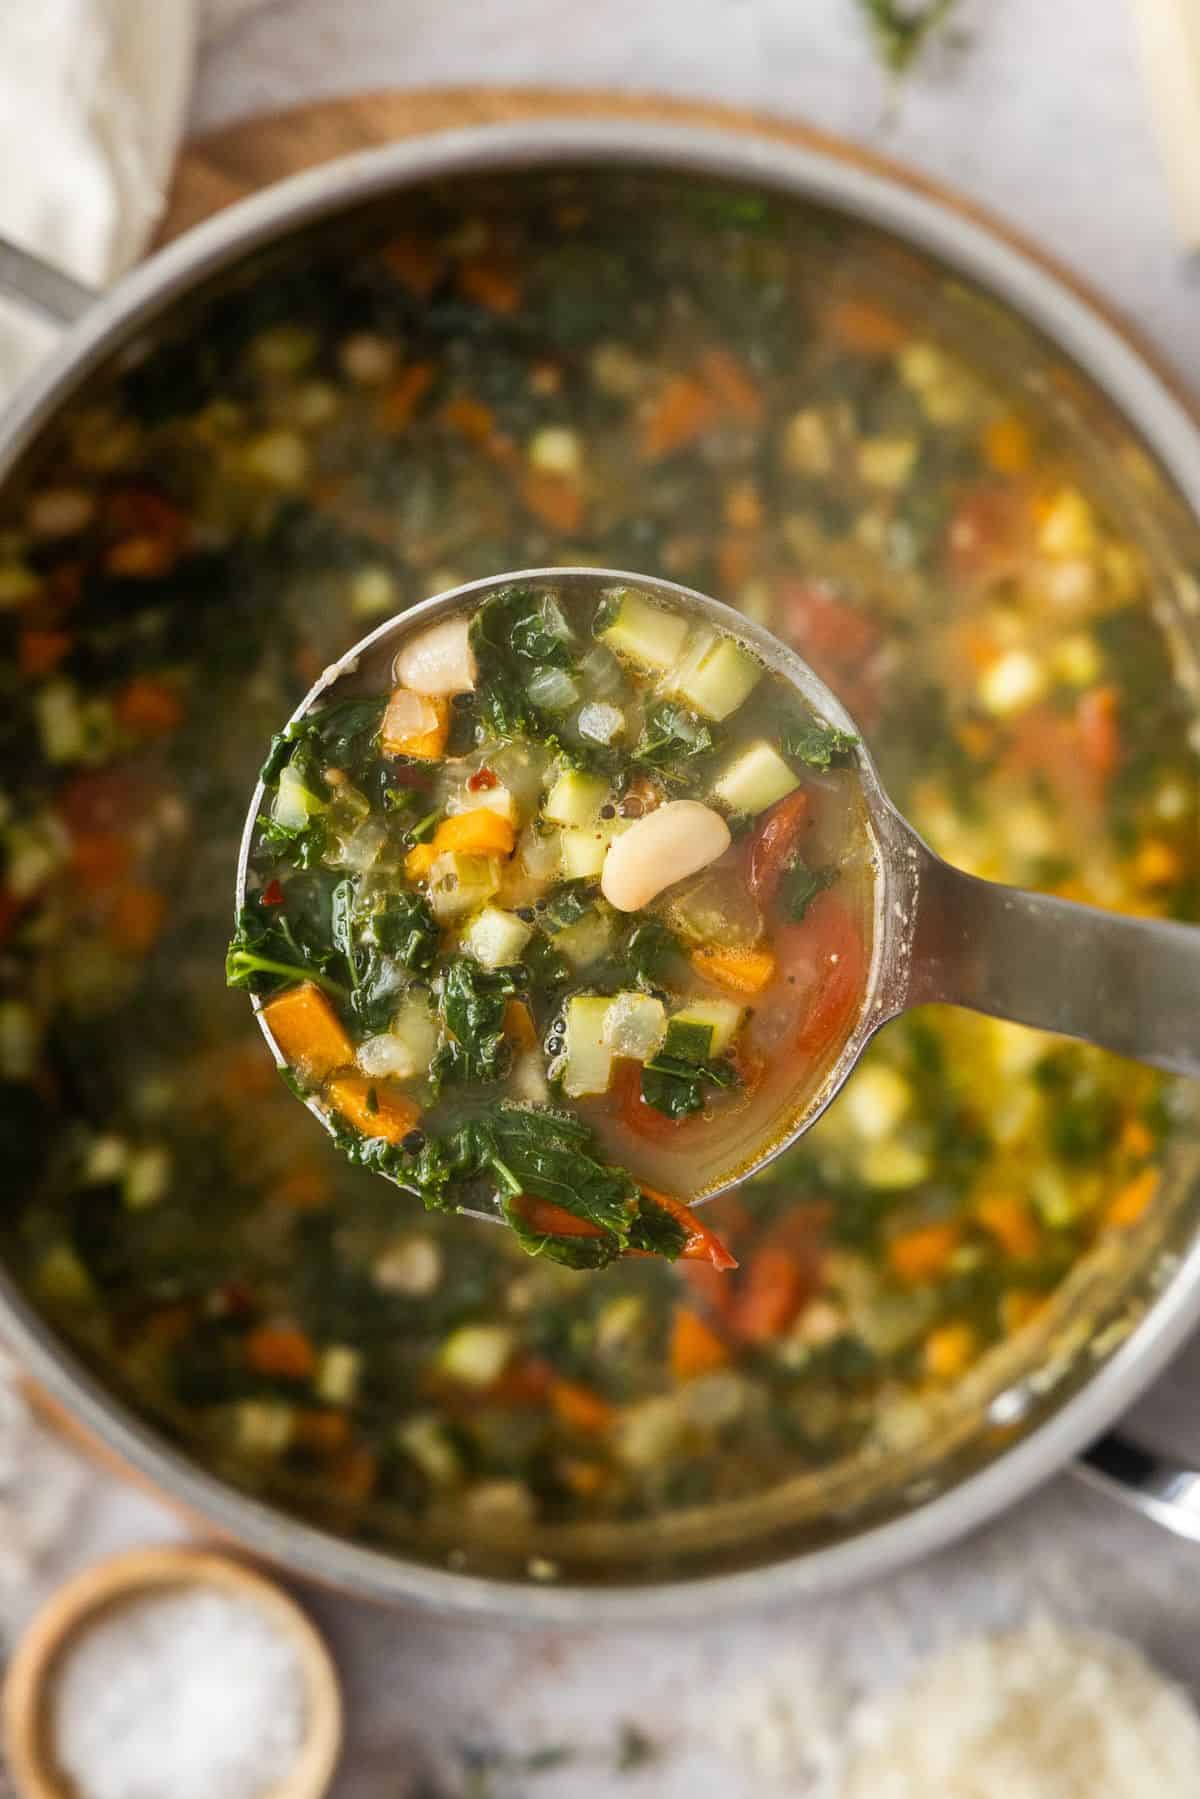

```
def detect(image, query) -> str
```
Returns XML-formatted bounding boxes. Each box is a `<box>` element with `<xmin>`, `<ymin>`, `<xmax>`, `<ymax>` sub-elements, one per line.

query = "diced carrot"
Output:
<box><xmin>723</xmin><ymin>478</ymin><xmax>763</xmax><ymax>531</ymax></box>
<box><xmin>560</xmin><ymin>1458</ymin><xmax>608</xmax><ymax>1497</ymax></box>
<box><xmin>716</xmin><ymin>533</ymin><xmax>755</xmax><ymax>592</ymax></box>
<box><xmin>641</xmin><ymin>1185</ymin><xmax>738</xmax><ymax>1272</ymax></box>
<box><xmin>114</xmin><ymin>675</ymin><xmax>185</xmax><ymax>737</ymax></box>
<box><xmin>670</xmin><ymin>1307</ymin><xmax>730</xmax><ymax>1381</ymax></box>
<box><xmin>888</xmin><ymin>1221</ymin><xmax>961</xmax><ymax>1284</ymax></box>
<box><xmin>700</xmin><ymin>348</ymin><xmax>764</xmax><ymax>426</ymax></box>
<box><xmin>427</xmin><ymin>809</ymin><xmax>515</xmax><ymax>860</ymax></box>
<box><xmin>294</xmin><ymin>1409</ymin><xmax>352</xmax><ymax>1454</ymax></box>
<box><xmin>1120</xmin><ymin>1116</ymin><xmax>1154</xmax><ymax>1159</ymax></box>
<box><xmin>1105</xmin><ymin>1167</ymin><xmax>1160</xmax><ymax>1228</ymax></box>
<box><xmin>376</xmin><ymin>362</ymin><xmax>435</xmax><ymax>432</ymax></box>
<box><xmin>504</xmin><ymin>998</ymin><xmax>538</xmax><ymax>1050</ymax></box>
<box><xmin>691</xmin><ymin>945</ymin><xmax>777</xmax><ymax>996</ymax></box>
<box><xmin>106</xmin><ymin>536</ymin><xmax>180</xmax><ymax>579</ymax></box>
<box><xmin>550</xmin><ymin>1378</ymin><xmax>615</xmax><ymax>1436</ymax></box>
<box><xmin>261</xmin><ymin>983</ymin><xmax>355</xmax><ymax>1084</ymax></box>
<box><xmin>923</xmin><ymin>1321</ymin><xmax>976</xmax><ymax>1381</ymax></box>
<box><xmin>1076</xmin><ymin>686</ymin><xmax>1120</xmax><ymax>783</ymax></box>
<box><xmin>381</xmin><ymin>689</ymin><xmax>450</xmax><ymax>760</ymax></box>
<box><xmin>330</xmin><ymin>1443</ymin><xmax>378</xmax><ymax>1503</ymax></box>
<box><xmin>244</xmin><ymin>1322</ymin><xmax>316</xmax><ymax>1379</ymax></box>
<box><xmin>19</xmin><ymin>629</ymin><xmax>72</xmax><ymax>676</ymax></box>
<box><xmin>639</xmin><ymin>375</ymin><xmax>718</xmax><ymax>461</ymax></box>
<box><xmin>325</xmin><ymin>1074</ymin><xmax>420</xmax><ymax>1145</ymax></box>
<box><xmin>269</xmin><ymin>1167</ymin><xmax>333</xmax><ymax>1212</ymax></box>
<box><xmin>441</xmin><ymin>395</ymin><xmax>498</xmax><ymax>445</ymax></box>
<box><xmin>825</xmin><ymin>298</ymin><xmax>909</xmax><ymax>355</ymax></box>
<box><xmin>404</xmin><ymin>843</ymin><xmax>439</xmax><ymax>882</ymax></box>
<box><xmin>1001</xmin><ymin>1289</ymin><xmax>1046</xmax><ymax>1334</ymax></box>
<box><xmin>520</xmin><ymin>469</ymin><xmax>584</xmax><ymax>534</ymax></box>
<box><xmin>982</xmin><ymin>414</ymin><xmax>1033</xmax><ymax>475</ymax></box>
<box><xmin>381</xmin><ymin>234</ymin><xmax>443</xmax><ymax>298</ymax></box>
<box><xmin>71</xmin><ymin>832</ymin><xmax>131</xmax><ymax>894</ymax></box>
<box><xmin>976</xmin><ymin>1193</ymin><xmax>1041</xmax><ymax>1261</ymax></box>
<box><xmin>108</xmin><ymin>884</ymin><xmax>168</xmax><ymax>955</ymax></box>
<box><xmin>1134</xmin><ymin>839</ymin><xmax>1182</xmax><ymax>889</ymax></box>
<box><xmin>458</xmin><ymin>255</ymin><xmax>522</xmax><ymax>315</ymax></box>
<box><xmin>731</xmin><ymin>1246</ymin><xmax>810</xmax><ymax>1344</ymax></box>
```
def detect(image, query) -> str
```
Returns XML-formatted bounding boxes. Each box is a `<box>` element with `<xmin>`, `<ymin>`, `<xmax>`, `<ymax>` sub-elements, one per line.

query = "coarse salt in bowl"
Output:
<box><xmin>2</xmin><ymin>1546</ymin><xmax>342</xmax><ymax>1799</ymax></box>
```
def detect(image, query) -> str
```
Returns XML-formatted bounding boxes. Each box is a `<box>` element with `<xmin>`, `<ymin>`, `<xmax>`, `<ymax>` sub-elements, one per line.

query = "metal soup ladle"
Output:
<box><xmin>236</xmin><ymin>567</ymin><xmax>1200</xmax><ymax>1215</ymax></box>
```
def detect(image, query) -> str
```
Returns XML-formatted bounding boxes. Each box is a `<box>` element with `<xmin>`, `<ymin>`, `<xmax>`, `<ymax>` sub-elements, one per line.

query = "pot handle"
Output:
<box><xmin>1076</xmin><ymin>1434</ymin><xmax>1200</xmax><ymax>1540</ymax></box>
<box><xmin>0</xmin><ymin>234</ymin><xmax>97</xmax><ymax>329</ymax></box>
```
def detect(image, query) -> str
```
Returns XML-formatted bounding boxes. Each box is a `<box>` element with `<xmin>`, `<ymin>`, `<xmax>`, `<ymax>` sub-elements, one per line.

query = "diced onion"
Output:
<box><xmin>525</xmin><ymin>665</ymin><xmax>579</xmax><ymax>714</ymax></box>
<box><xmin>577</xmin><ymin>702</ymin><xmax>625</xmax><ymax>745</ymax></box>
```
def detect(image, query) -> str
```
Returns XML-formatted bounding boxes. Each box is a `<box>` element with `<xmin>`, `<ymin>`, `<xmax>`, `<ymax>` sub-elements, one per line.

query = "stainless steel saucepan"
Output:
<box><xmin>3</xmin><ymin>120</ymin><xmax>1200</xmax><ymax>1618</ymax></box>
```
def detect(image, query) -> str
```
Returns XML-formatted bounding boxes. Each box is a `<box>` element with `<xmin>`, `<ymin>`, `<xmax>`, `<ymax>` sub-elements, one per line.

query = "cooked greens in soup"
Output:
<box><xmin>230</xmin><ymin>580</ymin><xmax>873</xmax><ymax>1269</ymax></box>
<box><xmin>0</xmin><ymin>170</ymin><xmax>1196</xmax><ymax>1573</ymax></box>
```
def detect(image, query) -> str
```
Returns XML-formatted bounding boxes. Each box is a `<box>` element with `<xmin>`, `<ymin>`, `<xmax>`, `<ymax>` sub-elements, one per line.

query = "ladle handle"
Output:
<box><xmin>906</xmin><ymin>848</ymin><xmax>1200</xmax><ymax>1077</ymax></box>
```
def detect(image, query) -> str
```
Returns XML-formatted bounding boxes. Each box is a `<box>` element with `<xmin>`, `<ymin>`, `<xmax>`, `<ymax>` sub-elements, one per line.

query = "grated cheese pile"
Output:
<box><xmin>840</xmin><ymin>1614</ymin><xmax>1200</xmax><ymax>1799</ymax></box>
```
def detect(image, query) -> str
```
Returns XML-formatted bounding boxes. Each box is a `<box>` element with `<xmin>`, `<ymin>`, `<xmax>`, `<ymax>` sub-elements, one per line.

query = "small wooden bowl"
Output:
<box><xmin>2</xmin><ymin>1545</ymin><xmax>342</xmax><ymax>1799</ymax></box>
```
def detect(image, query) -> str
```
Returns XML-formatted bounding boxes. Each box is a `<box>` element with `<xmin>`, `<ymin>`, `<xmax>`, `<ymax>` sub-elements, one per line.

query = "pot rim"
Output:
<box><xmin>4</xmin><ymin>116</ymin><xmax>1200</xmax><ymax>1621</ymax></box>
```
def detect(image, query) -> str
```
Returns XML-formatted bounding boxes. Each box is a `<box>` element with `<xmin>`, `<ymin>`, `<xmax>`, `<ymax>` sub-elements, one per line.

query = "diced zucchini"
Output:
<box><xmin>543</xmin><ymin>769</ymin><xmax>610</xmax><ymax>829</ymax></box>
<box><xmin>462</xmin><ymin>904</ymin><xmax>533</xmax><ymax>969</ymax></box>
<box><xmin>437</xmin><ymin>1323</ymin><xmax>514</xmax><ymax>1387</ymax></box>
<box><xmin>555</xmin><ymin>906</ymin><xmax>616</xmax><ymax>970</ymax></box>
<box><xmin>232</xmin><ymin>1400</ymin><xmax>294</xmax><ymax>1456</ymax></box>
<box><xmin>122</xmin><ymin>1145</ymin><xmax>171</xmax><ymax>1211</ymax></box>
<box><xmin>273</xmin><ymin>761</ymin><xmax>327</xmax><ymax>830</ymax></box>
<box><xmin>603</xmin><ymin>991</ymin><xmax>667</xmax><ymax>1060</ymax></box>
<box><xmin>396</xmin><ymin>1413</ymin><xmax>462</xmax><ymax>1486</ymax></box>
<box><xmin>316</xmin><ymin>1344</ymin><xmax>361</xmax><ymax>1405</ymax></box>
<box><xmin>662</xmin><ymin>1017</ymin><xmax>715</xmax><ymax>1065</ymax></box>
<box><xmin>666</xmin><ymin>629</ymin><xmax>762</xmax><ymax>721</ymax></box>
<box><xmin>560</xmin><ymin>826</ymin><xmax>609</xmax><ymax>880</ymax></box>
<box><xmin>35</xmin><ymin>1243</ymin><xmax>93</xmax><ymax>1305</ymax></box>
<box><xmin>671</xmin><ymin>999</ymin><xmax>744</xmax><ymax>1057</ymax></box>
<box><xmin>711</xmin><ymin>740</ymin><xmax>800</xmax><ymax>815</ymax></box>
<box><xmin>427</xmin><ymin>852</ymin><xmax>500</xmax><ymax>922</ymax></box>
<box><xmin>597</xmin><ymin>587</ymin><xmax>688</xmax><ymax>672</ymax></box>
<box><xmin>562</xmin><ymin>996</ymin><xmax>617</xmax><ymax>1097</ymax></box>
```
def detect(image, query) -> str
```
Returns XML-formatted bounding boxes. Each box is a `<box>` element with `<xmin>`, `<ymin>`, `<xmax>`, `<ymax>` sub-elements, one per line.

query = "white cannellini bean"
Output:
<box><xmin>600</xmin><ymin>800</ymin><xmax>731</xmax><ymax>912</ymax></box>
<box><xmin>392</xmin><ymin>616</ymin><xmax>477</xmax><ymax>696</ymax></box>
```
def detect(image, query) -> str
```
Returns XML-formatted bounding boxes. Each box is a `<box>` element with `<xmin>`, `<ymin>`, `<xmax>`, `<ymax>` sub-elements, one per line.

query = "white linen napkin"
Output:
<box><xmin>0</xmin><ymin>0</ymin><xmax>269</xmax><ymax>394</ymax></box>
<box><xmin>1131</xmin><ymin>0</ymin><xmax>1200</xmax><ymax>251</ymax></box>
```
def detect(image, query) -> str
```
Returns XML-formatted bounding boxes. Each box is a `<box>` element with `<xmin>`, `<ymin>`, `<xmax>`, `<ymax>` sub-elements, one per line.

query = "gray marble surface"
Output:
<box><xmin>22</xmin><ymin>4</ymin><xmax>1200</xmax><ymax>1794</ymax></box>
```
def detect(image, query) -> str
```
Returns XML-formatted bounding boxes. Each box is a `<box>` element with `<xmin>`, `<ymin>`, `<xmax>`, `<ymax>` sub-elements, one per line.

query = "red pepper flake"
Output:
<box><xmin>467</xmin><ymin>767</ymin><xmax>499</xmax><ymax>792</ymax></box>
<box><xmin>262</xmin><ymin>879</ymin><xmax>285</xmax><ymax>907</ymax></box>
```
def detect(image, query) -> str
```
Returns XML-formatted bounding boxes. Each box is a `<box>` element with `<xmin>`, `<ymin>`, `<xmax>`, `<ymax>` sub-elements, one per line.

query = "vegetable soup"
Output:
<box><xmin>1</xmin><ymin>169</ymin><xmax>1196</xmax><ymax>1569</ymax></box>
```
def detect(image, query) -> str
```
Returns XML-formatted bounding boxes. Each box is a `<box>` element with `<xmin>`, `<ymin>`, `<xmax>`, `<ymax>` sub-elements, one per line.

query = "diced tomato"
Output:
<box><xmin>261</xmin><ymin>879</ymin><xmax>285</xmax><ymax>908</ymax></box>
<box><xmin>509</xmin><ymin>1194</ymin><xmax>607</xmax><ymax>1240</ymax></box>
<box><xmin>1076</xmin><ymin>686</ymin><xmax>1121</xmax><ymax>784</ymax></box>
<box><xmin>778</xmin><ymin>579</ymin><xmax>881</xmax><ymax>669</ymax></box>
<box><xmin>776</xmin><ymin>580</ymin><xmax>884</xmax><ymax>725</ymax></box>
<box><xmin>747</xmin><ymin>789</ymin><xmax>812</xmax><ymax>908</ymax></box>
<box><xmin>944</xmin><ymin>483</ymin><xmax>1031</xmax><ymax>586</ymax></box>
<box><xmin>757</xmin><ymin>891</ymin><xmax>866</xmax><ymax>1067</ymax></box>
<box><xmin>612</xmin><ymin>1057</ymin><xmax>693</xmax><ymax>1141</ymax></box>
<box><xmin>467</xmin><ymin>766</ymin><xmax>499</xmax><ymax>792</ymax></box>
<box><xmin>640</xmin><ymin>1185</ymin><xmax>738</xmax><ymax>1272</ymax></box>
